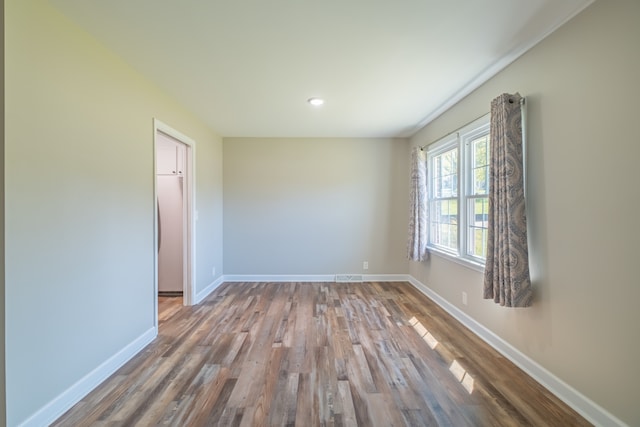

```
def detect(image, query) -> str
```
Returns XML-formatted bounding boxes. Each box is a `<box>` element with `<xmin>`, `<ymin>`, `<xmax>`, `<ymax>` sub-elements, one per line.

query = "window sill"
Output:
<box><xmin>427</xmin><ymin>248</ymin><xmax>485</xmax><ymax>273</ymax></box>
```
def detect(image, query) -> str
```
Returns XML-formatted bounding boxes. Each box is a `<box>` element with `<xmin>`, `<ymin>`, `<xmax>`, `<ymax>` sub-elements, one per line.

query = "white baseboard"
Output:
<box><xmin>223</xmin><ymin>274</ymin><xmax>336</xmax><ymax>282</ymax></box>
<box><xmin>194</xmin><ymin>275</ymin><xmax>225</xmax><ymax>304</ymax></box>
<box><xmin>18</xmin><ymin>327</ymin><xmax>157</xmax><ymax>427</ymax></box>
<box><xmin>222</xmin><ymin>274</ymin><xmax>410</xmax><ymax>283</ymax></box>
<box><xmin>407</xmin><ymin>276</ymin><xmax>626</xmax><ymax>427</ymax></box>
<box><xmin>364</xmin><ymin>274</ymin><xmax>410</xmax><ymax>282</ymax></box>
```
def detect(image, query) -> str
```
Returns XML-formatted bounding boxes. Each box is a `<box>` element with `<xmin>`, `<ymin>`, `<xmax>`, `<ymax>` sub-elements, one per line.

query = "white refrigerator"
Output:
<box><xmin>157</xmin><ymin>173</ymin><xmax>184</xmax><ymax>293</ymax></box>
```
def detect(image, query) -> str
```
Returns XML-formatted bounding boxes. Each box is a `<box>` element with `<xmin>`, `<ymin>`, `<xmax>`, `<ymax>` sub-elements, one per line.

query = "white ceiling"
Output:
<box><xmin>50</xmin><ymin>0</ymin><xmax>593</xmax><ymax>138</ymax></box>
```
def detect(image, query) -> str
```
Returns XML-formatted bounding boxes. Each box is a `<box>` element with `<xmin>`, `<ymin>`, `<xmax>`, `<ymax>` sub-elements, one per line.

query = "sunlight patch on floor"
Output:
<box><xmin>409</xmin><ymin>316</ymin><xmax>439</xmax><ymax>350</ymax></box>
<box><xmin>409</xmin><ymin>316</ymin><xmax>475</xmax><ymax>394</ymax></box>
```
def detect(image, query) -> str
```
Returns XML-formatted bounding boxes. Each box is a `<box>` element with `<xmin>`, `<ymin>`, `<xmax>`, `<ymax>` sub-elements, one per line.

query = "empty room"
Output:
<box><xmin>3</xmin><ymin>0</ymin><xmax>639</xmax><ymax>426</ymax></box>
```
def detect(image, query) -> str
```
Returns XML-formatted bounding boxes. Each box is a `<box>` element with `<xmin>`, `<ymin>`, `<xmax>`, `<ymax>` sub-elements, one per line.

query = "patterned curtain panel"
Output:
<box><xmin>407</xmin><ymin>146</ymin><xmax>428</xmax><ymax>261</ymax></box>
<box><xmin>483</xmin><ymin>93</ymin><xmax>532</xmax><ymax>307</ymax></box>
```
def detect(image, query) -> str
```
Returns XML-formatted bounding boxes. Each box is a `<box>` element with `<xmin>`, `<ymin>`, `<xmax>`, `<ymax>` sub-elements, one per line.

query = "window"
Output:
<box><xmin>427</xmin><ymin>115</ymin><xmax>490</xmax><ymax>269</ymax></box>
<box><xmin>428</xmin><ymin>136</ymin><xmax>459</xmax><ymax>254</ymax></box>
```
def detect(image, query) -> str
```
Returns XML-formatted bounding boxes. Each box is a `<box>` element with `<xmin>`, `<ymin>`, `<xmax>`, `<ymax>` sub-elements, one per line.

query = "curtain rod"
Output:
<box><xmin>420</xmin><ymin>97</ymin><xmax>525</xmax><ymax>151</ymax></box>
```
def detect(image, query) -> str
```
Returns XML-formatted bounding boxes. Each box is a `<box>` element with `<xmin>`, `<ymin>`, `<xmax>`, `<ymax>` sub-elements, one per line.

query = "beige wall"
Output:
<box><xmin>5</xmin><ymin>0</ymin><xmax>638</xmax><ymax>425</ymax></box>
<box><xmin>1</xmin><ymin>0</ymin><xmax>6</xmax><ymax>424</ymax></box>
<box><xmin>223</xmin><ymin>138</ymin><xmax>409</xmax><ymax>276</ymax></box>
<box><xmin>4</xmin><ymin>1</ymin><xmax>223</xmax><ymax>425</ymax></box>
<box><xmin>194</xmin><ymin>127</ymin><xmax>224</xmax><ymax>294</ymax></box>
<box><xmin>409</xmin><ymin>0</ymin><xmax>639</xmax><ymax>424</ymax></box>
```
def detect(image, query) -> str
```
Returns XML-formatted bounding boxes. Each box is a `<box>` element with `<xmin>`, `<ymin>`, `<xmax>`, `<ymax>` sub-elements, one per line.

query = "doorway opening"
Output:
<box><xmin>153</xmin><ymin>119</ymin><xmax>196</xmax><ymax>330</ymax></box>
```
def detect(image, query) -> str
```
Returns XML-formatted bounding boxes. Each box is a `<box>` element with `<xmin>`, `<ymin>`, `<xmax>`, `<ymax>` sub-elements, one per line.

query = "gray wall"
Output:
<box><xmin>4</xmin><ymin>1</ymin><xmax>223</xmax><ymax>425</ymax></box>
<box><xmin>223</xmin><ymin>138</ymin><xmax>409</xmax><ymax>276</ymax></box>
<box><xmin>409</xmin><ymin>1</ymin><xmax>639</xmax><ymax>424</ymax></box>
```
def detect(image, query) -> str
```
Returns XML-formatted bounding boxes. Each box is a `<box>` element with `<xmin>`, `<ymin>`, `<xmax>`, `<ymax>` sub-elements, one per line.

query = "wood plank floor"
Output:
<box><xmin>53</xmin><ymin>282</ymin><xmax>591</xmax><ymax>426</ymax></box>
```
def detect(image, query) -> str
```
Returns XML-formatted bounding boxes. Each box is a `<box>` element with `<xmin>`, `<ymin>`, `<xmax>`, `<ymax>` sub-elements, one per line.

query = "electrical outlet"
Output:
<box><xmin>462</xmin><ymin>291</ymin><xmax>468</xmax><ymax>305</ymax></box>
<box><xmin>363</xmin><ymin>261</ymin><xmax>369</xmax><ymax>270</ymax></box>
<box><xmin>212</xmin><ymin>266</ymin><xmax>216</xmax><ymax>277</ymax></box>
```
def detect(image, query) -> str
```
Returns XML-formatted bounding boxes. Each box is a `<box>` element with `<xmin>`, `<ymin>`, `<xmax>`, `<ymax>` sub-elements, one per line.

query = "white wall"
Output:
<box><xmin>409</xmin><ymin>1</ymin><xmax>639</xmax><ymax>425</ymax></box>
<box><xmin>223</xmin><ymin>138</ymin><xmax>409</xmax><ymax>276</ymax></box>
<box><xmin>4</xmin><ymin>1</ymin><xmax>223</xmax><ymax>425</ymax></box>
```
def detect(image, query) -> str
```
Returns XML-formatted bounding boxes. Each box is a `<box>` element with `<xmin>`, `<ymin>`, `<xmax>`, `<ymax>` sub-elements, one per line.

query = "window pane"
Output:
<box><xmin>474</xmin><ymin>198</ymin><xmax>489</xmax><ymax>228</ymax></box>
<box><xmin>438</xmin><ymin>224</ymin><xmax>456</xmax><ymax>250</ymax></box>
<box><xmin>471</xmin><ymin>134</ymin><xmax>490</xmax><ymax>196</ymax></box>
<box><xmin>429</xmin><ymin>198</ymin><xmax>458</xmax><ymax>252</ymax></box>
<box><xmin>474</xmin><ymin>167</ymin><xmax>488</xmax><ymax>195</ymax></box>
<box><xmin>449</xmin><ymin>224</ymin><xmax>458</xmax><ymax>248</ymax></box>
<box><xmin>432</xmin><ymin>147</ymin><xmax>458</xmax><ymax>198</ymax></box>
<box><xmin>467</xmin><ymin>196</ymin><xmax>489</xmax><ymax>258</ymax></box>
<box><xmin>469</xmin><ymin>228</ymin><xmax>486</xmax><ymax>258</ymax></box>
<box><xmin>473</xmin><ymin>135</ymin><xmax>488</xmax><ymax>167</ymax></box>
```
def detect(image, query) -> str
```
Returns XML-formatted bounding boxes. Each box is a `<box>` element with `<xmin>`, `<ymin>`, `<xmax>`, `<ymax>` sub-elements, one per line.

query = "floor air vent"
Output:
<box><xmin>335</xmin><ymin>274</ymin><xmax>364</xmax><ymax>283</ymax></box>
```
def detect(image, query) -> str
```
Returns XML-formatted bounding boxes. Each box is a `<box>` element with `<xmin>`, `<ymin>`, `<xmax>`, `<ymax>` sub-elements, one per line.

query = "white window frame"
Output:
<box><xmin>426</xmin><ymin>134</ymin><xmax>459</xmax><ymax>257</ymax></box>
<box><xmin>426</xmin><ymin>115</ymin><xmax>490</xmax><ymax>272</ymax></box>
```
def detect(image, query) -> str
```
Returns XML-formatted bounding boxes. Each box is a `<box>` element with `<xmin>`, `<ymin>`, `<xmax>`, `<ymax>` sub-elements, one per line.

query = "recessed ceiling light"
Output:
<box><xmin>308</xmin><ymin>97</ymin><xmax>325</xmax><ymax>106</ymax></box>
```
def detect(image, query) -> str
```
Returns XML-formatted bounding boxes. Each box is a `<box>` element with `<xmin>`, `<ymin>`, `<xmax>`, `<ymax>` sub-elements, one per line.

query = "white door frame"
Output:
<box><xmin>153</xmin><ymin>119</ymin><xmax>196</xmax><ymax>327</ymax></box>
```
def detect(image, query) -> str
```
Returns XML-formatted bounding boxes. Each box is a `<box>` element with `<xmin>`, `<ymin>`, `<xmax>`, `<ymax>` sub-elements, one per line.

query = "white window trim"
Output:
<box><xmin>426</xmin><ymin>114</ymin><xmax>490</xmax><ymax>272</ymax></box>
